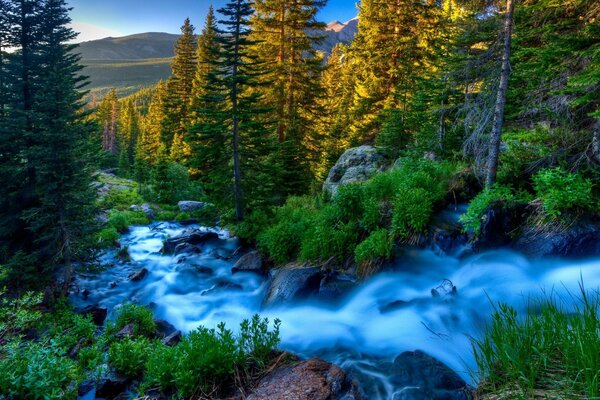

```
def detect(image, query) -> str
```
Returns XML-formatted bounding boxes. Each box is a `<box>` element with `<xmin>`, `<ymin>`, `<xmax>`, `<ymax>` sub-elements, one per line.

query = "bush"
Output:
<box><xmin>0</xmin><ymin>341</ymin><xmax>81</xmax><ymax>400</ymax></box>
<box><xmin>151</xmin><ymin>162</ymin><xmax>204</xmax><ymax>204</ymax></box>
<box><xmin>37</xmin><ymin>301</ymin><xmax>96</xmax><ymax>353</ymax></box>
<box><xmin>473</xmin><ymin>288</ymin><xmax>600</xmax><ymax>398</ymax></box>
<box><xmin>101</xmin><ymin>188</ymin><xmax>144</xmax><ymax>211</ymax></box>
<box><xmin>532</xmin><ymin>167</ymin><xmax>595</xmax><ymax>219</ymax></box>
<box><xmin>354</xmin><ymin>229</ymin><xmax>393</xmax><ymax>266</ymax></box>
<box><xmin>96</xmin><ymin>226</ymin><xmax>119</xmax><ymax>247</ymax></box>
<box><xmin>391</xmin><ymin>187</ymin><xmax>433</xmax><ymax>240</ymax></box>
<box><xmin>109</xmin><ymin>337</ymin><xmax>157</xmax><ymax>377</ymax></box>
<box><xmin>460</xmin><ymin>185</ymin><xmax>515</xmax><ymax>235</ymax></box>
<box><xmin>108</xmin><ymin>211</ymin><xmax>130</xmax><ymax>233</ymax></box>
<box><xmin>106</xmin><ymin>303</ymin><xmax>156</xmax><ymax>338</ymax></box>
<box><xmin>143</xmin><ymin>315</ymin><xmax>280</xmax><ymax>398</ymax></box>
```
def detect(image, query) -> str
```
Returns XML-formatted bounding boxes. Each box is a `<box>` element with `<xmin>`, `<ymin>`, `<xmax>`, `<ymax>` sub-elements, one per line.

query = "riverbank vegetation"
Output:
<box><xmin>473</xmin><ymin>286</ymin><xmax>600</xmax><ymax>399</ymax></box>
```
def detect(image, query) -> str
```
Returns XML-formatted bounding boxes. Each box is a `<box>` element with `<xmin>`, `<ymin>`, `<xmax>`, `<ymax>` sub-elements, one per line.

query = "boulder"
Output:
<box><xmin>78</xmin><ymin>369</ymin><xmax>129</xmax><ymax>399</ymax></box>
<box><xmin>76</xmin><ymin>304</ymin><xmax>108</xmax><ymax>326</ymax></box>
<box><xmin>514</xmin><ymin>220</ymin><xmax>600</xmax><ymax>258</ymax></box>
<box><xmin>115</xmin><ymin>323</ymin><xmax>135</xmax><ymax>339</ymax></box>
<box><xmin>263</xmin><ymin>264</ymin><xmax>323</xmax><ymax>306</ymax></box>
<box><xmin>178</xmin><ymin>200</ymin><xmax>208</xmax><ymax>212</ymax></box>
<box><xmin>318</xmin><ymin>272</ymin><xmax>356</xmax><ymax>301</ymax></box>
<box><xmin>130</xmin><ymin>203</ymin><xmax>155</xmax><ymax>220</ymax></box>
<box><xmin>162</xmin><ymin>229</ymin><xmax>219</xmax><ymax>254</ymax></box>
<box><xmin>128</xmin><ymin>268</ymin><xmax>148</xmax><ymax>282</ymax></box>
<box><xmin>232</xmin><ymin>251</ymin><xmax>264</xmax><ymax>274</ymax></box>
<box><xmin>162</xmin><ymin>330</ymin><xmax>182</xmax><ymax>346</ymax></box>
<box><xmin>390</xmin><ymin>351</ymin><xmax>469</xmax><ymax>400</ymax></box>
<box><xmin>154</xmin><ymin>319</ymin><xmax>177</xmax><ymax>338</ymax></box>
<box><xmin>470</xmin><ymin>200</ymin><xmax>527</xmax><ymax>251</ymax></box>
<box><xmin>247</xmin><ymin>357</ymin><xmax>364</xmax><ymax>400</ymax></box>
<box><xmin>323</xmin><ymin>146</ymin><xmax>387</xmax><ymax>196</ymax></box>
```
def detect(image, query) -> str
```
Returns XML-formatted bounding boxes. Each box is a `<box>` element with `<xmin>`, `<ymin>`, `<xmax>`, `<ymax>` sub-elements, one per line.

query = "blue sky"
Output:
<box><xmin>68</xmin><ymin>0</ymin><xmax>359</xmax><ymax>42</ymax></box>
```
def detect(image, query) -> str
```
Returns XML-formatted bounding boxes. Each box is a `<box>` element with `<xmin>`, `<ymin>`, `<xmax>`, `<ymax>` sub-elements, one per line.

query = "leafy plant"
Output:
<box><xmin>460</xmin><ymin>185</ymin><xmax>515</xmax><ymax>234</ymax></box>
<box><xmin>109</xmin><ymin>337</ymin><xmax>157</xmax><ymax>377</ymax></box>
<box><xmin>106</xmin><ymin>303</ymin><xmax>156</xmax><ymax>338</ymax></box>
<box><xmin>532</xmin><ymin>167</ymin><xmax>595</xmax><ymax>219</ymax></box>
<box><xmin>354</xmin><ymin>229</ymin><xmax>393</xmax><ymax>266</ymax></box>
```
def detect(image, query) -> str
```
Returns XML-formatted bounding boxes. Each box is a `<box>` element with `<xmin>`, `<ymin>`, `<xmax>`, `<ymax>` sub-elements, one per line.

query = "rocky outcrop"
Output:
<box><xmin>232</xmin><ymin>251</ymin><xmax>265</xmax><ymax>274</ymax></box>
<box><xmin>263</xmin><ymin>265</ymin><xmax>323</xmax><ymax>306</ymax></box>
<box><xmin>390</xmin><ymin>351</ymin><xmax>469</xmax><ymax>400</ymax></box>
<box><xmin>471</xmin><ymin>200</ymin><xmax>528</xmax><ymax>252</ymax></box>
<box><xmin>247</xmin><ymin>357</ymin><xmax>364</xmax><ymax>400</ymax></box>
<box><xmin>323</xmin><ymin>146</ymin><xmax>388</xmax><ymax>196</ymax></box>
<box><xmin>514</xmin><ymin>220</ymin><xmax>600</xmax><ymax>258</ymax></box>
<box><xmin>130</xmin><ymin>203</ymin><xmax>155</xmax><ymax>220</ymax></box>
<box><xmin>75</xmin><ymin>304</ymin><xmax>108</xmax><ymax>326</ymax></box>
<box><xmin>177</xmin><ymin>200</ymin><xmax>208</xmax><ymax>212</ymax></box>
<box><xmin>161</xmin><ymin>229</ymin><xmax>219</xmax><ymax>254</ymax></box>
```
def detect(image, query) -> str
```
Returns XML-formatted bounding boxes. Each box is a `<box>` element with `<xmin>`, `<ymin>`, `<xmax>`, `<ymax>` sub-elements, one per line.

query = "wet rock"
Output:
<box><xmin>318</xmin><ymin>272</ymin><xmax>356</xmax><ymax>301</ymax></box>
<box><xmin>178</xmin><ymin>200</ymin><xmax>208</xmax><ymax>212</ymax></box>
<box><xmin>232</xmin><ymin>251</ymin><xmax>264</xmax><ymax>274</ymax></box>
<box><xmin>323</xmin><ymin>145</ymin><xmax>388</xmax><ymax>196</ymax></box>
<box><xmin>247</xmin><ymin>357</ymin><xmax>364</xmax><ymax>400</ymax></box>
<box><xmin>431</xmin><ymin>279</ymin><xmax>457</xmax><ymax>299</ymax></box>
<box><xmin>154</xmin><ymin>319</ymin><xmax>177</xmax><ymax>338</ymax></box>
<box><xmin>211</xmin><ymin>247</ymin><xmax>234</xmax><ymax>260</ymax></box>
<box><xmin>109</xmin><ymin>281</ymin><xmax>118</xmax><ymax>289</ymax></box>
<box><xmin>69</xmin><ymin>338</ymin><xmax>87</xmax><ymax>358</ymax></box>
<box><xmin>201</xmin><ymin>281</ymin><xmax>243</xmax><ymax>296</ymax></box>
<box><xmin>471</xmin><ymin>200</ymin><xmax>527</xmax><ymax>251</ymax></box>
<box><xmin>128</xmin><ymin>268</ymin><xmax>148</xmax><ymax>282</ymax></box>
<box><xmin>93</xmin><ymin>371</ymin><xmax>129</xmax><ymax>399</ymax></box>
<box><xmin>162</xmin><ymin>229</ymin><xmax>219</xmax><ymax>254</ymax></box>
<box><xmin>76</xmin><ymin>304</ymin><xmax>107</xmax><ymax>325</ymax></box>
<box><xmin>379</xmin><ymin>299</ymin><xmax>411</xmax><ymax>314</ymax></box>
<box><xmin>162</xmin><ymin>330</ymin><xmax>182</xmax><ymax>346</ymax></box>
<box><xmin>193</xmin><ymin>265</ymin><xmax>213</xmax><ymax>275</ymax></box>
<box><xmin>81</xmin><ymin>288</ymin><xmax>90</xmax><ymax>300</ymax></box>
<box><xmin>390</xmin><ymin>350</ymin><xmax>469</xmax><ymax>400</ymax></box>
<box><xmin>263</xmin><ymin>264</ymin><xmax>323</xmax><ymax>306</ymax></box>
<box><xmin>174</xmin><ymin>242</ymin><xmax>200</xmax><ymax>254</ymax></box>
<box><xmin>514</xmin><ymin>219</ymin><xmax>600</xmax><ymax>258</ymax></box>
<box><xmin>115</xmin><ymin>323</ymin><xmax>135</xmax><ymax>339</ymax></box>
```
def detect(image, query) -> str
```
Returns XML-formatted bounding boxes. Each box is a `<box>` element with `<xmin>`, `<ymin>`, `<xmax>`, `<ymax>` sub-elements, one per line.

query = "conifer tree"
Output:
<box><xmin>96</xmin><ymin>89</ymin><xmax>119</xmax><ymax>155</ymax></box>
<box><xmin>117</xmin><ymin>98</ymin><xmax>141</xmax><ymax>176</ymax></box>
<box><xmin>164</xmin><ymin>18</ymin><xmax>196</xmax><ymax>162</ymax></box>
<box><xmin>140</xmin><ymin>80</ymin><xmax>167</xmax><ymax>164</ymax></box>
<box><xmin>250</xmin><ymin>0</ymin><xmax>326</xmax><ymax>195</ymax></box>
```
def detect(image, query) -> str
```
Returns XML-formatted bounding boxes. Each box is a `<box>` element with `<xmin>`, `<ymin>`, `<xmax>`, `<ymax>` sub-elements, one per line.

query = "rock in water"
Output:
<box><xmin>232</xmin><ymin>251</ymin><xmax>264</xmax><ymax>274</ymax></box>
<box><xmin>514</xmin><ymin>220</ymin><xmax>600</xmax><ymax>258</ymax></box>
<box><xmin>162</xmin><ymin>229</ymin><xmax>219</xmax><ymax>254</ymax></box>
<box><xmin>128</xmin><ymin>268</ymin><xmax>148</xmax><ymax>282</ymax></box>
<box><xmin>263</xmin><ymin>264</ymin><xmax>323</xmax><ymax>306</ymax></box>
<box><xmin>247</xmin><ymin>357</ymin><xmax>364</xmax><ymax>400</ymax></box>
<box><xmin>390</xmin><ymin>350</ymin><xmax>469</xmax><ymax>400</ymax></box>
<box><xmin>323</xmin><ymin>145</ymin><xmax>387</xmax><ymax>196</ymax></box>
<box><xmin>75</xmin><ymin>304</ymin><xmax>108</xmax><ymax>325</ymax></box>
<box><xmin>177</xmin><ymin>200</ymin><xmax>208</xmax><ymax>212</ymax></box>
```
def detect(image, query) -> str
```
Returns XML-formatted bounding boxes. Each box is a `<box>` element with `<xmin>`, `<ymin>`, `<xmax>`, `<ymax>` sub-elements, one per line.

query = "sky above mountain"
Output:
<box><xmin>68</xmin><ymin>0</ymin><xmax>359</xmax><ymax>43</ymax></box>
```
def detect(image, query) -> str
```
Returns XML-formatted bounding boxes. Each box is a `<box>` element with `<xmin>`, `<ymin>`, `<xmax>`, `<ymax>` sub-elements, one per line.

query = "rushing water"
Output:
<box><xmin>72</xmin><ymin>221</ymin><xmax>600</xmax><ymax>399</ymax></box>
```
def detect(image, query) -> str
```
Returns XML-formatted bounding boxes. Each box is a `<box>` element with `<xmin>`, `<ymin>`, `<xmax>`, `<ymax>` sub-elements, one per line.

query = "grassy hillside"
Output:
<box><xmin>82</xmin><ymin>58</ymin><xmax>172</xmax><ymax>100</ymax></box>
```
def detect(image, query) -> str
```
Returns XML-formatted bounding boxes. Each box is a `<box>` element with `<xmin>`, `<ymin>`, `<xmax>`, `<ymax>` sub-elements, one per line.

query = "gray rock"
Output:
<box><xmin>162</xmin><ymin>330</ymin><xmax>182</xmax><ymax>346</ymax></box>
<box><xmin>130</xmin><ymin>203</ymin><xmax>155</xmax><ymax>220</ymax></box>
<box><xmin>514</xmin><ymin>220</ymin><xmax>600</xmax><ymax>258</ymax></box>
<box><xmin>390</xmin><ymin>350</ymin><xmax>469</xmax><ymax>400</ymax></box>
<box><xmin>232</xmin><ymin>251</ymin><xmax>264</xmax><ymax>274</ymax></box>
<box><xmin>247</xmin><ymin>357</ymin><xmax>364</xmax><ymax>400</ymax></box>
<box><xmin>263</xmin><ymin>264</ymin><xmax>323</xmax><ymax>306</ymax></box>
<box><xmin>128</xmin><ymin>268</ymin><xmax>148</xmax><ymax>282</ymax></box>
<box><xmin>162</xmin><ymin>229</ymin><xmax>219</xmax><ymax>254</ymax></box>
<box><xmin>323</xmin><ymin>146</ymin><xmax>387</xmax><ymax>196</ymax></box>
<box><xmin>178</xmin><ymin>200</ymin><xmax>208</xmax><ymax>212</ymax></box>
<box><xmin>75</xmin><ymin>304</ymin><xmax>108</xmax><ymax>325</ymax></box>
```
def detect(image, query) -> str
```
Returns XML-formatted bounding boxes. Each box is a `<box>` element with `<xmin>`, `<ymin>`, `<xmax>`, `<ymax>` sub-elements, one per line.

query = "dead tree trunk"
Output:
<box><xmin>485</xmin><ymin>0</ymin><xmax>515</xmax><ymax>188</ymax></box>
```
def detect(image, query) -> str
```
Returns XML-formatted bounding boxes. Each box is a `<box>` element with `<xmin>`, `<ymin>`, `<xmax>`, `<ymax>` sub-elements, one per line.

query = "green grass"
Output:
<box><xmin>472</xmin><ymin>285</ymin><xmax>600</xmax><ymax>399</ymax></box>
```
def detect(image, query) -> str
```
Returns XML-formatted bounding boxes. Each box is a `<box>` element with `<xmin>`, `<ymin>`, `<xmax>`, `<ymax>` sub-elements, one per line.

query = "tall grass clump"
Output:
<box><xmin>472</xmin><ymin>286</ymin><xmax>600</xmax><ymax>398</ymax></box>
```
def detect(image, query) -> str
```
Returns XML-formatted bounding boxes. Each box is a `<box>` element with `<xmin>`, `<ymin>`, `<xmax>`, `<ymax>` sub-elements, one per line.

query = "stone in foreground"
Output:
<box><xmin>323</xmin><ymin>145</ymin><xmax>387</xmax><ymax>196</ymax></box>
<box><xmin>247</xmin><ymin>357</ymin><xmax>363</xmax><ymax>400</ymax></box>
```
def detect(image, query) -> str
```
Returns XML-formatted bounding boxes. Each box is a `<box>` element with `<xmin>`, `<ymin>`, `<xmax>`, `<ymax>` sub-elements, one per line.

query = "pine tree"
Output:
<box><xmin>1</xmin><ymin>0</ymin><xmax>96</xmax><ymax>287</ymax></box>
<box><xmin>140</xmin><ymin>80</ymin><xmax>167</xmax><ymax>165</ymax></box>
<box><xmin>249</xmin><ymin>0</ymin><xmax>326</xmax><ymax>195</ymax></box>
<box><xmin>96</xmin><ymin>89</ymin><xmax>119</xmax><ymax>155</ymax></box>
<box><xmin>117</xmin><ymin>98</ymin><xmax>141</xmax><ymax>177</ymax></box>
<box><xmin>164</xmin><ymin>18</ymin><xmax>196</xmax><ymax>162</ymax></box>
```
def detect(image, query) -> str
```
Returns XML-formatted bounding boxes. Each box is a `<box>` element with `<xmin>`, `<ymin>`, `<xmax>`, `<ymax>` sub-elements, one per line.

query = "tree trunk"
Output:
<box><xmin>593</xmin><ymin>117</ymin><xmax>600</xmax><ymax>163</ymax></box>
<box><xmin>485</xmin><ymin>0</ymin><xmax>515</xmax><ymax>188</ymax></box>
<box><xmin>232</xmin><ymin>0</ymin><xmax>244</xmax><ymax>221</ymax></box>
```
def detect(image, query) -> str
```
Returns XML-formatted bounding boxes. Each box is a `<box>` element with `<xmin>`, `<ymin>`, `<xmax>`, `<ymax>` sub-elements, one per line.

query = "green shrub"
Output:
<box><xmin>109</xmin><ymin>337</ymin><xmax>157</xmax><ymax>377</ymax></box>
<box><xmin>155</xmin><ymin>210</ymin><xmax>178</xmax><ymax>221</ymax></box>
<box><xmin>391</xmin><ymin>187</ymin><xmax>433</xmax><ymax>240</ymax></box>
<box><xmin>126</xmin><ymin>210</ymin><xmax>150</xmax><ymax>225</ymax></box>
<box><xmin>299</xmin><ymin>218</ymin><xmax>359</xmax><ymax>262</ymax></box>
<box><xmin>332</xmin><ymin>184</ymin><xmax>365</xmax><ymax>222</ymax></box>
<box><xmin>78</xmin><ymin>344</ymin><xmax>104</xmax><ymax>372</ymax></box>
<box><xmin>106</xmin><ymin>303</ymin><xmax>156</xmax><ymax>338</ymax></box>
<box><xmin>233</xmin><ymin>209</ymin><xmax>271</xmax><ymax>241</ymax></box>
<box><xmin>460</xmin><ymin>185</ymin><xmax>515</xmax><ymax>234</ymax></box>
<box><xmin>0</xmin><ymin>290</ymin><xmax>43</xmax><ymax>338</ymax></box>
<box><xmin>532</xmin><ymin>167</ymin><xmax>595</xmax><ymax>219</ymax></box>
<box><xmin>151</xmin><ymin>162</ymin><xmax>204</xmax><ymax>204</ymax></box>
<box><xmin>143</xmin><ymin>315</ymin><xmax>280</xmax><ymax>398</ymax></box>
<box><xmin>102</xmin><ymin>188</ymin><xmax>144</xmax><ymax>210</ymax></box>
<box><xmin>108</xmin><ymin>211</ymin><xmax>130</xmax><ymax>233</ymax></box>
<box><xmin>96</xmin><ymin>226</ymin><xmax>119</xmax><ymax>247</ymax></box>
<box><xmin>0</xmin><ymin>341</ymin><xmax>81</xmax><ymax>400</ymax></box>
<box><xmin>37</xmin><ymin>303</ymin><xmax>96</xmax><ymax>353</ymax></box>
<box><xmin>473</xmin><ymin>288</ymin><xmax>600</xmax><ymax>398</ymax></box>
<box><xmin>257</xmin><ymin>196</ymin><xmax>317</xmax><ymax>265</ymax></box>
<box><xmin>354</xmin><ymin>229</ymin><xmax>393</xmax><ymax>265</ymax></box>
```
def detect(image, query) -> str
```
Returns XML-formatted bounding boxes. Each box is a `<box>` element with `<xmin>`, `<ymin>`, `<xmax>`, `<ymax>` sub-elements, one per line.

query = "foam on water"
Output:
<box><xmin>72</xmin><ymin>222</ymin><xmax>600</xmax><ymax>399</ymax></box>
